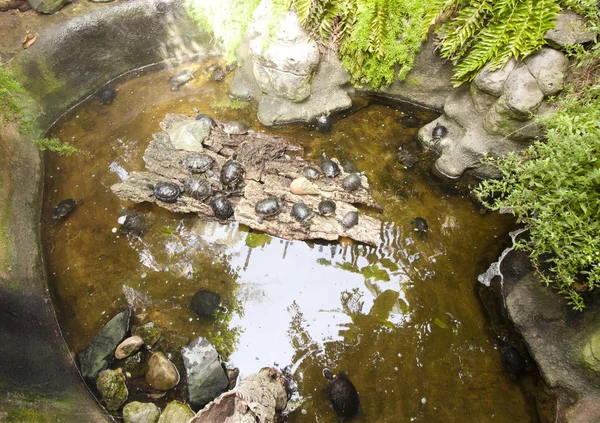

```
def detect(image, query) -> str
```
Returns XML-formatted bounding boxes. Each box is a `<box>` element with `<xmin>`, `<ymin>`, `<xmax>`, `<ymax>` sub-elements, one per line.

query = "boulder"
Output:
<box><xmin>473</xmin><ymin>59</ymin><xmax>517</xmax><ymax>97</ymax></box>
<box><xmin>28</xmin><ymin>0</ymin><xmax>70</xmax><ymax>14</ymax></box>
<box><xmin>544</xmin><ymin>11</ymin><xmax>597</xmax><ymax>49</ymax></box>
<box><xmin>582</xmin><ymin>331</ymin><xmax>600</xmax><ymax>373</ymax></box>
<box><xmin>166</xmin><ymin>120</ymin><xmax>211</xmax><ymax>152</ymax></box>
<box><xmin>525</xmin><ymin>48</ymin><xmax>569</xmax><ymax>96</ymax></box>
<box><xmin>115</xmin><ymin>336</ymin><xmax>144</xmax><ymax>360</ymax></box>
<box><xmin>78</xmin><ymin>308</ymin><xmax>131</xmax><ymax>381</ymax></box>
<box><xmin>96</xmin><ymin>368</ymin><xmax>128</xmax><ymax>411</ymax></box>
<box><xmin>122</xmin><ymin>401</ymin><xmax>160</xmax><ymax>423</ymax></box>
<box><xmin>181</xmin><ymin>337</ymin><xmax>229</xmax><ymax>410</ymax></box>
<box><xmin>503</xmin><ymin>65</ymin><xmax>544</xmax><ymax>118</ymax></box>
<box><xmin>145</xmin><ymin>352</ymin><xmax>180</xmax><ymax>391</ymax></box>
<box><xmin>157</xmin><ymin>401</ymin><xmax>194</xmax><ymax>423</ymax></box>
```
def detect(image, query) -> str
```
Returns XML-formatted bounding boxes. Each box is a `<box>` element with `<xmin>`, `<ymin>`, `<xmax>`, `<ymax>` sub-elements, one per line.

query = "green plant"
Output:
<box><xmin>1</xmin><ymin>66</ymin><xmax>76</xmax><ymax>156</ymax></box>
<box><xmin>475</xmin><ymin>43</ymin><xmax>600</xmax><ymax>310</ymax></box>
<box><xmin>288</xmin><ymin>0</ymin><xmax>437</xmax><ymax>89</ymax></box>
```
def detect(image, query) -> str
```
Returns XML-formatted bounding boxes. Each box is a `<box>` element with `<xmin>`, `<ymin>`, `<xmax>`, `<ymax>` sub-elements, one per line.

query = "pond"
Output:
<box><xmin>42</xmin><ymin>58</ymin><xmax>536</xmax><ymax>422</ymax></box>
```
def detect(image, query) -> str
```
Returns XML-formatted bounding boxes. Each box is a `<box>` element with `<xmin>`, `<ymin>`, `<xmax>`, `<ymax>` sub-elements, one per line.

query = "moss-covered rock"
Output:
<box><xmin>145</xmin><ymin>353</ymin><xmax>180</xmax><ymax>391</ymax></box>
<box><xmin>122</xmin><ymin>401</ymin><xmax>160</xmax><ymax>423</ymax></box>
<box><xmin>582</xmin><ymin>331</ymin><xmax>600</xmax><ymax>373</ymax></box>
<box><xmin>157</xmin><ymin>401</ymin><xmax>194</xmax><ymax>423</ymax></box>
<box><xmin>132</xmin><ymin>322</ymin><xmax>161</xmax><ymax>347</ymax></box>
<box><xmin>96</xmin><ymin>368</ymin><xmax>128</xmax><ymax>411</ymax></box>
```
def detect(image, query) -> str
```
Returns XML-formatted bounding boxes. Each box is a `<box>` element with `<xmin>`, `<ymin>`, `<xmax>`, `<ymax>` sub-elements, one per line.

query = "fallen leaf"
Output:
<box><xmin>22</xmin><ymin>31</ymin><xmax>36</xmax><ymax>49</ymax></box>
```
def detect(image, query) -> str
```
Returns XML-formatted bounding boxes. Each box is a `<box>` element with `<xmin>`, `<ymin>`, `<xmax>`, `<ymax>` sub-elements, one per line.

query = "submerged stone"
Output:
<box><xmin>122</xmin><ymin>401</ymin><xmax>160</xmax><ymax>423</ymax></box>
<box><xmin>146</xmin><ymin>352</ymin><xmax>180</xmax><ymax>391</ymax></box>
<box><xmin>96</xmin><ymin>368</ymin><xmax>128</xmax><ymax>411</ymax></box>
<box><xmin>78</xmin><ymin>308</ymin><xmax>131</xmax><ymax>381</ymax></box>
<box><xmin>157</xmin><ymin>401</ymin><xmax>194</xmax><ymax>423</ymax></box>
<box><xmin>115</xmin><ymin>336</ymin><xmax>144</xmax><ymax>360</ymax></box>
<box><xmin>132</xmin><ymin>322</ymin><xmax>161</xmax><ymax>346</ymax></box>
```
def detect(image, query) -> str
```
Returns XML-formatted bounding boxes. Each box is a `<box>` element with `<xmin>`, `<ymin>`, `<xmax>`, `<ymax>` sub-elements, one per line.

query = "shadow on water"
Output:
<box><xmin>42</xmin><ymin>58</ymin><xmax>537</xmax><ymax>422</ymax></box>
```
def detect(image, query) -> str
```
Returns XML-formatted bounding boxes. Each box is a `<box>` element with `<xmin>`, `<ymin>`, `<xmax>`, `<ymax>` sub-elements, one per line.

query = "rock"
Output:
<box><xmin>190</xmin><ymin>289</ymin><xmax>222</xmax><ymax>318</ymax></box>
<box><xmin>290</xmin><ymin>177</ymin><xmax>320</xmax><ymax>195</ymax></box>
<box><xmin>122</xmin><ymin>401</ymin><xmax>160</xmax><ymax>423</ymax></box>
<box><xmin>146</xmin><ymin>352</ymin><xmax>180</xmax><ymax>391</ymax></box>
<box><xmin>28</xmin><ymin>0</ymin><xmax>69</xmax><ymax>14</ymax></box>
<box><xmin>157</xmin><ymin>401</ymin><xmax>194</xmax><ymax>423</ymax></box>
<box><xmin>123</xmin><ymin>285</ymin><xmax>154</xmax><ymax>310</ymax></box>
<box><xmin>226</xmin><ymin>367</ymin><xmax>240</xmax><ymax>390</ymax></box>
<box><xmin>473</xmin><ymin>59</ymin><xmax>517</xmax><ymax>97</ymax></box>
<box><xmin>166</xmin><ymin>119</ymin><xmax>211</xmax><ymax>152</ymax></box>
<box><xmin>132</xmin><ymin>322</ymin><xmax>161</xmax><ymax>346</ymax></box>
<box><xmin>121</xmin><ymin>351</ymin><xmax>147</xmax><ymax>379</ymax></box>
<box><xmin>525</xmin><ymin>48</ymin><xmax>569</xmax><ymax>96</ymax></box>
<box><xmin>503</xmin><ymin>65</ymin><xmax>544</xmax><ymax>118</ymax></box>
<box><xmin>483</xmin><ymin>96</ymin><xmax>543</xmax><ymax>140</ymax></box>
<box><xmin>78</xmin><ymin>308</ymin><xmax>131</xmax><ymax>381</ymax></box>
<box><xmin>115</xmin><ymin>336</ymin><xmax>144</xmax><ymax>360</ymax></box>
<box><xmin>181</xmin><ymin>337</ymin><xmax>229</xmax><ymax>410</ymax></box>
<box><xmin>544</xmin><ymin>11</ymin><xmax>597</xmax><ymax>49</ymax></box>
<box><xmin>96</xmin><ymin>368</ymin><xmax>128</xmax><ymax>411</ymax></box>
<box><xmin>582</xmin><ymin>331</ymin><xmax>600</xmax><ymax>373</ymax></box>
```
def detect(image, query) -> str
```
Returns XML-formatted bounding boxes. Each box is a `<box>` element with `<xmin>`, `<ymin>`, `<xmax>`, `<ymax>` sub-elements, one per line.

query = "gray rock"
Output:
<box><xmin>544</xmin><ymin>11</ymin><xmax>597</xmax><ymax>49</ymax></box>
<box><xmin>78</xmin><ymin>308</ymin><xmax>131</xmax><ymax>381</ymax></box>
<box><xmin>469</xmin><ymin>84</ymin><xmax>497</xmax><ymax>114</ymax></box>
<box><xmin>157</xmin><ymin>401</ymin><xmax>194</xmax><ymax>423</ymax></box>
<box><xmin>166</xmin><ymin>119</ymin><xmax>211</xmax><ymax>152</ymax></box>
<box><xmin>96</xmin><ymin>368</ymin><xmax>128</xmax><ymax>411</ymax></box>
<box><xmin>146</xmin><ymin>352</ymin><xmax>180</xmax><ymax>391</ymax></box>
<box><xmin>525</xmin><ymin>47</ymin><xmax>569</xmax><ymax>96</ymax></box>
<box><xmin>181</xmin><ymin>337</ymin><xmax>229</xmax><ymax>410</ymax></box>
<box><xmin>115</xmin><ymin>336</ymin><xmax>144</xmax><ymax>360</ymax></box>
<box><xmin>582</xmin><ymin>331</ymin><xmax>600</xmax><ymax>373</ymax></box>
<box><xmin>122</xmin><ymin>401</ymin><xmax>160</xmax><ymax>423</ymax></box>
<box><xmin>503</xmin><ymin>65</ymin><xmax>544</xmax><ymax>118</ymax></box>
<box><xmin>28</xmin><ymin>0</ymin><xmax>70</xmax><ymax>14</ymax></box>
<box><xmin>473</xmin><ymin>59</ymin><xmax>517</xmax><ymax>97</ymax></box>
<box><xmin>483</xmin><ymin>96</ymin><xmax>543</xmax><ymax>140</ymax></box>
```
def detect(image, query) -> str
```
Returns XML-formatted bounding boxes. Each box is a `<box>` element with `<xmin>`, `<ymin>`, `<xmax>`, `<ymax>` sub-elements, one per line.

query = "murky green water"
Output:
<box><xmin>42</xmin><ymin>59</ymin><xmax>535</xmax><ymax>421</ymax></box>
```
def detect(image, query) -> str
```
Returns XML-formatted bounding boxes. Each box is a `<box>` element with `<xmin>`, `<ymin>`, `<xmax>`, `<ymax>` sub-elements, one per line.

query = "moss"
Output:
<box><xmin>245</xmin><ymin>232</ymin><xmax>272</xmax><ymax>248</ymax></box>
<box><xmin>361</xmin><ymin>264</ymin><xmax>390</xmax><ymax>282</ymax></box>
<box><xmin>405</xmin><ymin>74</ymin><xmax>424</xmax><ymax>87</ymax></box>
<box><xmin>1</xmin><ymin>392</ymin><xmax>77</xmax><ymax>423</ymax></box>
<box><xmin>210</xmin><ymin>96</ymin><xmax>251</xmax><ymax>111</ymax></box>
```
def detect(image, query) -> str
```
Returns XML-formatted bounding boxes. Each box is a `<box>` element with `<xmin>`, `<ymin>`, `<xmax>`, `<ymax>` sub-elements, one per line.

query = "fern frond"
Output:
<box><xmin>438</xmin><ymin>0</ymin><xmax>493</xmax><ymax>59</ymax></box>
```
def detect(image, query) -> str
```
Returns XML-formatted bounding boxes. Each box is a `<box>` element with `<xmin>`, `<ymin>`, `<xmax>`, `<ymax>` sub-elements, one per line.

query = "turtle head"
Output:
<box><xmin>322</xmin><ymin>152</ymin><xmax>328</xmax><ymax>160</ymax></box>
<box><xmin>323</xmin><ymin>368</ymin><xmax>334</xmax><ymax>381</ymax></box>
<box><xmin>232</xmin><ymin>152</ymin><xmax>238</xmax><ymax>161</ymax></box>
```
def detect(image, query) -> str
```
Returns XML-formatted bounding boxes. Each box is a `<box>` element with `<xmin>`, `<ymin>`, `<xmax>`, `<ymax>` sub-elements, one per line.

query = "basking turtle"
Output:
<box><xmin>193</xmin><ymin>108</ymin><xmax>218</xmax><ymax>127</ymax></box>
<box><xmin>341</xmin><ymin>211</ymin><xmax>359</xmax><ymax>229</ymax></box>
<box><xmin>318</xmin><ymin>199</ymin><xmax>336</xmax><ymax>217</ymax></box>
<box><xmin>316</xmin><ymin>113</ymin><xmax>332</xmax><ymax>133</ymax></box>
<box><xmin>52</xmin><ymin>199</ymin><xmax>79</xmax><ymax>220</ymax></box>
<box><xmin>321</xmin><ymin>153</ymin><xmax>341</xmax><ymax>180</ymax></box>
<box><xmin>148</xmin><ymin>182</ymin><xmax>182</xmax><ymax>204</ymax></box>
<box><xmin>411</xmin><ymin>217</ymin><xmax>428</xmax><ymax>234</ymax></box>
<box><xmin>323</xmin><ymin>368</ymin><xmax>360</xmax><ymax>417</ymax></box>
<box><xmin>342</xmin><ymin>173</ymin><xmax>363</xmax><ymax>192</ymax></box>
<box><xmin>210</xmin><ymin>194</ymin><xmax>234</xmax><ymax>220</ymax></box>
<box><xmin>222</xmin><ymin>121</ymin><xmax>249</xmax><ymax>135</ymax></box>
<box><xmin>99</xmin><ymin>86</ymin><xmax>117</xmax><ymax>105</ymax></box>
<box><xmin>432</xmin><ymin>122</ymin><xmax>448</xmax><ymax>141</ymax></box>
<box><xmin>169</xmin><ymin>68</ymin><xmax>194</xmax><ymax>91</ymax></box>
<box><xmin>291</xmin><ymin>201</ymin><xmax>314</xmax><ymax>225</ymax></box>
<box><xmin>184</xmin><ymin>177</ymin><xmax>213</xmax><ymax>202</ymax></box>
<box><xmin>255</xmin><ymin>195</ymin><xmax>286</xmax><ymax>223</ymax></box>
<box><xmin>182</xmin><ymin>153</ymin><xmax>214</xmax><ymax>174</ymax></box>
<box><xmin>220</xmin><ymin>153</ymin><xmax>245</xmax><ymax>191</ymax></box>
<box><xmin>302</xmin><ymin>166</ymin><xmax>321</xmax><ymax>181</ymax></box>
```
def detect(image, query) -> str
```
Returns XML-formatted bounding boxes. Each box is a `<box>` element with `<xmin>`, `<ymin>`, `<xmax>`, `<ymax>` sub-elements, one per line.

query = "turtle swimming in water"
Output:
<box><xmin>432</xmin><ymin>122</ymin><xmax>448</xmax><ymax>141</ymax></box>
<box><xmin>118</xmin><ymin>212</ymin><xmax>146</xmax><ymax>237</ymax></box>
<box><xmin>52</xmin><ymin>199</ymin><xmax>79</xmax><ymax>220</ymax></box>
<box><xmin>184</xmin><ymin>177</ymin><xmax>213</xmax><ymax>202</ymax></box>
<box><xmin>169</xmin><ymin>68</ymin><xmax>194</xmax><ymax>91</ymax></box>
<box><xmin>321</xmin><ymin>153</ymin><xmax>341</xmax><ymax>181</ymax></box>
<box><xmin>411</xmin><ymin>217</ymin><xmax>429</xmax><ymax>235</ymax></box>
<box><xmin>341</xmin><ymin>211</ymin><xmax>359</xmax><ymax>229</ymax></box>
<box><xmin>220</xmin><ymin>152</ymin><xmax>245</xmax><ymax>191</ymax></box>
<box><xmin>291</xmin><ymin>201</ymin><xmax>314</xmax><ymax>225</ymax></box>
<box><xmin>210</xmin><ymin>194</ymin><xmax>234</xmax><ymax>220</ymax></box>
<box><xmin>303</xmin><ymin>166</ymin><xmax>321</xmax><ymax>181</ymax></box>
<box><xmin>99</xmin><ymin>86</ymin><xmax>117</xmax><ymax>105</ymax></box>
<box><xmin>318</xmin><ymin>199</ymin><xmax>336</xmax><ymax>217</ymax></box>
<box><xmin>323</xmin><ymin>368</ymin><xmax>360</xmax><ymax>417</ymax></box>
<box><xmin>255</xmin><ymin>195</ymin><xmax>286</xmax><ymax>223</ymax></box>
<box><xmin>190</xmin><ymin>289</ymin><xmax>225</xmax><ymax>318</ymax></box>
<box><xmin>342</xmin><ymin>173</ymin><xmax>363</xmax><ymax>192</ymax></box>
<box><xmin>148</xmin><ymin>182</ymin><xmax>182</xmax><ymax>204</ymax></box>
<box><xmin>182</xmin><ymin>153</ymin><xmax>214</xmax><ymax>174</ymax></box>
<box><xmin>316</xmin><ymin>113</ymin><xmax>332</xmax><ymax>133</ymax></box>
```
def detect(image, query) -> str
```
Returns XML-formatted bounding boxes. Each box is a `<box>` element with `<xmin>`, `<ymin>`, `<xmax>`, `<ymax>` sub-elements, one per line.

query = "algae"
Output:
<box><xmin>245</xmin><ymin>232</ymin><xmax>272</xmax><ymax>248</ymax></box>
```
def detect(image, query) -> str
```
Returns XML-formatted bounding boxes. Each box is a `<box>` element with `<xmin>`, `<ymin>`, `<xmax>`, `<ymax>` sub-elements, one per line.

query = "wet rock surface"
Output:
<box><xmin>181</xmin><ymin>337</ymin><xmax>229</xmax><ymax>410</ymax></box>
<box><xmin>122</xmin><ymin>401</ymin><xmax>160</xmax><ymax>423</ymax></box>
<box><xmin>96</xmin><ymin>368</ymin><xmax>128</xmax><ymax>411</ymax></box>
<box><xmin>146</xmin><ymin>352</ymin><xmax>180</xmax><ymax>391</ymax></box>
<box><xmin>78</xmin><ymin>308</ymin><xmax>131</xmax><ymax>381</ymax></box>
<box><xmin>544</xmin><ymin>11</ymin><xmax>597</xmax><ymax>49</ymax></box>
<box><xmin>115</xmin><ymin>336</ymin><xmax>144</xmax><ymax>360</ymax></box>
<box><xmin>157</xmin><ymin>401</ymin><xmax>194</xmax><ymax>423</ymax></box>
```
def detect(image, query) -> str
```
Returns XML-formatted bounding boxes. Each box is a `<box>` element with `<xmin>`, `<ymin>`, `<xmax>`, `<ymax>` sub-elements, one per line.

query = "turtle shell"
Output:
<box><xmin>210</xmin><ymin>194</ymin><xmax>234</xmax><ymax>220</ymax></box>
<box><xmin>194</xmin><ymin>113</ymin><xmax>217</xmax><ymax>127</ymax></box>
<box><xmin>323</xmin><ymin>369</ymin><xmax>359</xmax><ymax>417</ymax></box>
<box><xmin>302</xmin><ymin>166</ymin><xmax>321</xmax><ymax>181</ymax></box>
<box><xmin>342</xmin><ymin>173</ymin><xmax>362</xmax><ymax>192</ymax></box>
<box><xmin>411</xmin><ymin>217</ymin><xmax>428</xmax><ymax>233</ymax></box>
<box><xmin>341</xmin><ymin>211</ymin><xmax>359</xmax><ymax>229</ymax></box>
<box><xmin>222</xmin><ymin>121</ymin><xmax>249</xmax><ymax>135</ymax></box>
<box><xmin>255</xmin><ymin>196</ymin><xmax>284</xmax><ymax>218</ymax></box>
<box><xmin>183</xmin><ymin>153</ymin><xmax>214</xmax><ymax>174</ymax></box>
<box><xmin>52</xmin><ymin>199</ymin><xmax>78</xmax><ymax>220</ymax></box>
<box><xmin>220</xmin><ymin>154</ymin><xmax>245</xmax><ymax>190</ymax></box>
<box><xmin>291</xmin><ymin>201</ymin><xmax>314</xmax><ymax>223</ymax></box>
<box><xmin>318</xmin><ymin>199</ymin><xmax>336</xmax><ymax>217</ymax></box>
<box><xmin>316</xmin><ymin>114</ymin><xmax>332</xmax><ymax>133</ymax></box>
<box><xmin>184</xmin><ymin>177</ymin><xmax>213</xmax><ymax>201</ymax></box>
<box><xmin>432</xmin><ymin>123</ymin><xmax>448</xmax><ymax>140</ymax></box>
<box><xmin>321</xmin><ymin>153</ymin><xmax>341</xmax><ymax>177</ymax></box>
<box><xmin>152</xmin><ymin>182</ymin><xmax>182</xmax><ymax>203</ymax></box>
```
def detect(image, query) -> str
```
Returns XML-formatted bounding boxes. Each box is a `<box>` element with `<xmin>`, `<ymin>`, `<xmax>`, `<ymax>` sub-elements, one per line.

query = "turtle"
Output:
<box><xmin>342</xmin><ymin>173</ymin><xmax>363</xmax><ymax>192</ymax></box>
<box><xmin>148</xmin><ymin>182</ymin><xmax>182</xmax><ymax>203</ymax></box>
<box><xmin>302</xmin><ymin>166</ymin><xmax>321</xmax><ymax>181</ymax></box>
<box><xmin>184</xmin><ymin>177</ymin><xmax>213</xmax><ymax>202</ymax></box>
<box><xmin>190</xmin><ymin>289</ymin><xmax>224</xmax><ymax>318</ymax></box>
<box><xmin>193</xmin><ymin>108</ymin><xmax>218</xmax><ymax>127</ymax></box>
<box><xmin>432</xmin><ymin>122</ymin><xmax>448</xmax><ymax>141</ymax></box>
<box><xmin>210</xmin><ymin>194</ymin><xmax>234</xmax><ymax>220</ymax></box>
<box><xmin>323</xmin><ymin>368</ymin><xmax>360</xmax><ymax>417</ymax></box>
<box><xmin>318</xmin><ymin>199</ymin><xmax>336</xmax><ymax>217</ymax></box>
<box><xmin>397</xmin><ymin>146</ymin><xmax>417</xmax><ymax>169</ymax></box>
<box><xmin>255</xmin><ymin>195</ymin><xmax>286</xmax><ymax>223</ymax></box>
<box><xmin>411</xmin><ymin>217</ymin><xmax>429</xmax><ymax>234</ymax></box>
<box><xmin>220</xmin><ymin>152</ymin><xmax>245</xmax><ymax>191</ymax></box>
<box><xmin>52</xmin><ymin>199</ymin><xmax>79</xmax><ymax>220</ymax></box>
<box><xmin>316</xmin><ymin>113</ymin><xmax>332</xmax><ymax>133</ymax></box>
<box><xmin>118</xmin><ymin>212</ymin><xmax>146</xmax><ymax>237</ymax></box>
<box><xmin>321</xmin><ymin>153</ymin><xmax>341</xmax><ymax>180</ymax></box>
<box><xmin>341</xmin><ymin>211</ymin><xmax>359</xmax><ymax>229</ymax></box>
<box><xmin>99</xmin><ymin>86</ymin><xmax>117</xmax><ymax>105</ymax></box>
<box><xmin>222</xmin><ymin>121</ymin><xmax>249</xmax><ymax>135</ymax></box>
<box><xmin>501</xmin><ymin>342</ymin><xmax>527</xmax><ymax>380</ymax></box>
<box><xmin>210</xmin><ymin>66</ymin><xmax>226</xmax><ymax>81</ymax></box>
<box><xmin>225</xmin><ymin>62</ymin><xmax>238</xmax><ymax>73</ymax></box>
<box><xmin>401</xmin><ymin>114</ymin><xmax>420</xmax><ymax>128</ymax></box>
<box><xmin>168</xmin><ymin>68</ymin><xmax>194</xmax><ymax>91</ymax></box>
<box><xmin>182</xmin><ymin>153</ymin><xmax>214</xmax><ymax>174</ymax></box>
<box><xmin>291</xmin><ymin>201</ymin><xmax>314</xmax><ymax>225</ymax></box>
